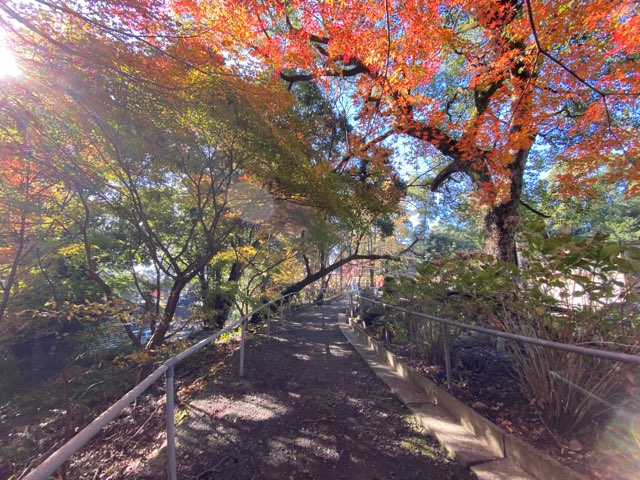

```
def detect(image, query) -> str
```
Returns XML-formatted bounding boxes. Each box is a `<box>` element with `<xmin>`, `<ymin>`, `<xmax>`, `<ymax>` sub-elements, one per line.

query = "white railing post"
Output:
<box><xmin>382</xmin><ymin>303</ymin><xmax>389</xmax><ymax>344</ymax></box>
<box><xmin>239</xmin><ymin>317</ymin><xmax>246</xmax><ymax>378</ymax></box>
<box><xmin>349</xmin><ymin>292</ymin><xmax>354</xmax><ymax>319</ymax></box>
<box><xmin>267</xmin><ymin>305</ymin><xmax>271</xmax><ymax>342</ymax></box>
<box><xmin>166</xmin><ymin>365</ymin><xmax>177</xmax><ymax>480</ymax></box>
<box><xmin>441</xmin><ymin>321</ymin><xmax>453</xmax><ymax>389</ymax></box>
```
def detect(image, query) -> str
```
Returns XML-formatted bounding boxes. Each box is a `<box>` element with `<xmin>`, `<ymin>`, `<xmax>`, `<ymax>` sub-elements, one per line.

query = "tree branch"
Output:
<box><xmin>281</xmin><ymin>251</ymin><xmax>396</xmax><ymax>297</ymax></box>
<box><xmin>333</xmin><ymin>129</ymin><xmax>395</xmax><ymax>173</ymax></box>
<box><xmin>519</xmin><ymin>199</ymin><xmax>551</xmax><ymax>218</ymax></box>
<box><xmin>429</xmin><ymin>159</ymin><xmax>468</xmax><ymax>192</ymax></box>
<box><xmin>280</xmin><ymin>63</ymin><xmax>369</xmax><ymax>84</ymax></box>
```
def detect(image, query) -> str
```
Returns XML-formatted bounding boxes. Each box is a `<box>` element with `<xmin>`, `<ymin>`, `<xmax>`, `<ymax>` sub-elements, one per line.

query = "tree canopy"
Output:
<box><xmin>170</xmin><ymin>0</ymin><xmax>639</xmax><ymax>260</ymax></box>
<box><xmin>0</xmin><ymin>0</ymin><xmax>638</xmax><ymax>332</ymax></box>
<box><xmin>0</xmin><ymin>0</ymin><xmax>407</xmax><ymax>349</ymax></box>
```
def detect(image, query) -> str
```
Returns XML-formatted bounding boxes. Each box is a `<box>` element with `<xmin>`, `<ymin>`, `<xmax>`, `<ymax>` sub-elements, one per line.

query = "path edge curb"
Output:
<box><xmin>340</xmin><ymin>316</ymin><xmax>584</xmax><ymax>480</ymax></box>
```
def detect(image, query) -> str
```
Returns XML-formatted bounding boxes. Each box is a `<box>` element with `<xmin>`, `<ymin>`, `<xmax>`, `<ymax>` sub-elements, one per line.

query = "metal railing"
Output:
<box><xmin>349</xmin><ymin>292</ymin><xmax>640</xmax><ymax>389</ymax></box>
<box><xmin>24</xmin><ymin>288</ymin><xmax>334</xmax><ymax>480</ymax></box>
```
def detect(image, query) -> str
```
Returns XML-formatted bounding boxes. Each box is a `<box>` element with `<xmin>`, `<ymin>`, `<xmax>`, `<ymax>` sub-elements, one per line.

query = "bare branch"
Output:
<box><xmin>519</xmin><ymin>199</ymin><xmax>551</xmax><ymax>218</ymax></box>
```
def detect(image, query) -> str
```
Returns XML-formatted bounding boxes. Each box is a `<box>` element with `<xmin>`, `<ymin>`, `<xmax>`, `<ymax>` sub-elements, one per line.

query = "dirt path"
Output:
<box><xmin>150</xmin><ymin>298</ymin><xmax>475</xmax><ymax>480</ymax></box>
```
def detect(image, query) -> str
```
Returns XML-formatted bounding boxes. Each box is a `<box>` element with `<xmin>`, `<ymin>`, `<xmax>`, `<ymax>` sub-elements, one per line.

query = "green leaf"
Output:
<box><xmin>599</xmin><ymin>244</ymin><xmax>622</xmax><ymax>261</ymax></box>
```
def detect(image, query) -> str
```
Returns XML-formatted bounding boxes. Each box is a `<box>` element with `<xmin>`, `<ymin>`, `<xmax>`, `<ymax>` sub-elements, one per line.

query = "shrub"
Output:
<box><xmin>383</xmin><ymin>232</ymin><xmax>640</xmax><ymax>434</ymax></box>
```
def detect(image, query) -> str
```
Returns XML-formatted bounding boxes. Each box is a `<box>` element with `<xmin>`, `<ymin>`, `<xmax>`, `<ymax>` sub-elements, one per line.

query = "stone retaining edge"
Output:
<box><xmin>344</xmin><ymin>317</ymin><xmax>584</xmax><ymax>480</ymax></box>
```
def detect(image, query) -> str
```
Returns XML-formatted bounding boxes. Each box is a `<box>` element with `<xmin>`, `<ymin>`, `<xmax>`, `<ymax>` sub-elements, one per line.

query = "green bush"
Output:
<box><xmin>383</xmin><ymin>231</ymin><xmax>640</xmax><ymax>434</ymax></box>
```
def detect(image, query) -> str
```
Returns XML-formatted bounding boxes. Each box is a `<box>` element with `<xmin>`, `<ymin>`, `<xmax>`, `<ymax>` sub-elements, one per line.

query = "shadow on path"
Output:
<box><xmin>148</xmin><ymin>298</ymin><xmax>474</xmax><ymax>480</ymax></box>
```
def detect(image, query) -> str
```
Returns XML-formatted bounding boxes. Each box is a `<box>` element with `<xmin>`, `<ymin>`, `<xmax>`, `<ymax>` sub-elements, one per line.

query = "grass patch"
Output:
<box><xmin>399</xmin><ymin>436</ymin><xmax>441</xmax><ymax>458</ymax></box>
<box><xmin>378</xmin><ymin>398</ymin><xmax>406</xmax><ymax>416</ymax></box>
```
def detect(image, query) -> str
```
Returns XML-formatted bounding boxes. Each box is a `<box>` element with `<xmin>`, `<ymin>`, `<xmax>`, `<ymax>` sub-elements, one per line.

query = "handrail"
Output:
<box><xmin>23</xmin><ymin>288</ymin><xmax>330</xmax><ymax>480</ymax></box>
<box><xmin>356</xmin><ymin>295</ymin><xmax>640</xmax><ymax>365</ymax></box>
<box><xmin>23</xmin><ymin>363</ymin><xmax>170</xmax><ymax>480</ymax></box>
<box><xmin>351</xmin><ymin>292</ymin><xmax>640</xmax><ymax>389</ymax></box>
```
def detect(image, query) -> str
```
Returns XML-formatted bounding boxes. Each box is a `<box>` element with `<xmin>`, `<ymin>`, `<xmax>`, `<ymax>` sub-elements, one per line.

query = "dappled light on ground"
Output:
<box><xmin>594</xmin><ymin>400</ymin><xmax>640</xmax><ymax>479</ymax></box>
<box><xmin>146</xmin><ymin>299</ymin><xmax>473</xmax><ymax>480</ymax></box>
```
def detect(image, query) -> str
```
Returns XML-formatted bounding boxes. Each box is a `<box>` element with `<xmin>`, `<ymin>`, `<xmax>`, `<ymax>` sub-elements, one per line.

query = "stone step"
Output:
<box><xmin>408</xmin><ymin>403</ymin><xmax>503</xmax><ymax>466</ymax></box>
<box><xmin>471</xmin><ymin>458</ymin><xmax>535</xmax><ymax>480</ymax></box>
<box><xmin>340</xmin><ymin>325</ymin><xmax>526</xmax><ymax>474</ymax></box>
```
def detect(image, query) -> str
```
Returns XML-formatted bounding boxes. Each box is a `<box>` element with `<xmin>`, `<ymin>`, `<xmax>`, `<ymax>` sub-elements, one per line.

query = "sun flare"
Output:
<box><xmin>0</xmin><ymin>40</ymin><xmax>20</xmax><ymax>78</ymax></box>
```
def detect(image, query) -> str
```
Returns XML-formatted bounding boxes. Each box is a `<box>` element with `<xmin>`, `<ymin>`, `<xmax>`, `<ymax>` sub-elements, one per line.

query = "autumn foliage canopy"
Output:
<box><xmin>170</xmin><ymin>0</ymin><xmax>639</xmax><ymax>259</ymax></box>
<box><xmin>168</xmin><ymin>0</ymin><xmax>640</xmax><ymax>192</ymax></box>
<box><xmin>1</xmin><ymin>0</ymin><xmax>639</xmax><ymax>267</ymax></box>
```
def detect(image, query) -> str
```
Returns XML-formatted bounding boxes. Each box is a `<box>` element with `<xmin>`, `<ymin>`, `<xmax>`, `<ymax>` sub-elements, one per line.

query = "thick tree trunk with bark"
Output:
<box><xmin>483</xmin><ymin>201</ymin><xmax>519</xmax><ymax>263</ymax></box>
<box><xmin>482</xmin><ymin>148</ymin><xmax>529</xmax><ymax>263</ymax></box>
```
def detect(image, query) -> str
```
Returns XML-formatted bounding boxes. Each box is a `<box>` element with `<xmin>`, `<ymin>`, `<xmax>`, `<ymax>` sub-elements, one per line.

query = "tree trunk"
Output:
<box><xmin>482</xmin><ymin>201</ymin><xmax>519</xmax><ymax>263</ymax></box>
<box><xmin>145</xmin><ymin>250</ymin><xmax>219</xmax><ymax>348</ymax></box>
<box><xmin>207</xmin><ymin>261</ymin><xmax>242</xmax><ymax>328</ymax></box>
<box><xmin>314</xmin><ymin>274</ymin><xmax>332</xmax><ymax>305</ymax></box>
<box><xmin>482</xmin><ymin>148</ymin><xmax>528</xmax><ymax>263</ymax></box>
<box><xmin>146</xmin><ymin>278</ymin><xmax>187</xmax><ymax>348</ymax></box>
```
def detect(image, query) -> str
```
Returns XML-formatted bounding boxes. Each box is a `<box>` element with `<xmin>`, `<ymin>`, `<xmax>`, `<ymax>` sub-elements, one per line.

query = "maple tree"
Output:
<box><xmin>173</xmin><ymin>0</ymin><xmax>640</xmax><ymax>261</ymax></box>
<box><xmin>0</xmin><ymin>73</ymin><xmax>64</xmax><ymax>322</ymax></box>
<box><xmin>0</xmin><ymin>148</ymin><xmax>40</xmax><ymax>322</ymax></box>
<box><xmin>0</xmin><ymin>0</ymin><xmax>407</xmax><ymax>350</ymax></box>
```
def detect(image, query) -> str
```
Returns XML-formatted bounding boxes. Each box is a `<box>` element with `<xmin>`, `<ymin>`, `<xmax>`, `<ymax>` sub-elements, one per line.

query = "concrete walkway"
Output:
<box><xmin>151</xmin><ymin>298</ymin><xmax>476</xmax><ymax>480</ymax></box>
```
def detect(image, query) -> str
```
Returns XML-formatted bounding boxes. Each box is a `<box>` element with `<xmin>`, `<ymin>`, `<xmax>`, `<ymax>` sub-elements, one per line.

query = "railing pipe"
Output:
<box><xmin>356</xmin><ymin>295</ymin><xmax>640</xmax><ymax>365</ymax></box>
<box><xmin>239</xmin><ymin>317</ymin><xmax>246</xmax><ymax>378</ymax></box>
<box><xmin>24</xmin><ymin>364</ymin><xmax>169</xmax><ymax>480</ymax></box>
<box><xmin>171</xmin><ymin>319</ymin><xmax>242</xmax><ymax>366</ymax></box>
<box><xmin>382</xmin><ymin>303</ymin><xmax>388</xmax><ymax>344</ymax></box>
<box><xmin>24</xmin><ymin>291</ymin><xmax>305</xmax><ymax>480</ymax></box>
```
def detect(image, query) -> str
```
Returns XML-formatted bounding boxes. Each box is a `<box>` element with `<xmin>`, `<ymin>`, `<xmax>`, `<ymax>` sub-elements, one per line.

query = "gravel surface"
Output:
<box><xmin>149</xmin><ymin>298</ymin><xmax>475</xmax><ymax>480</ymax></box>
